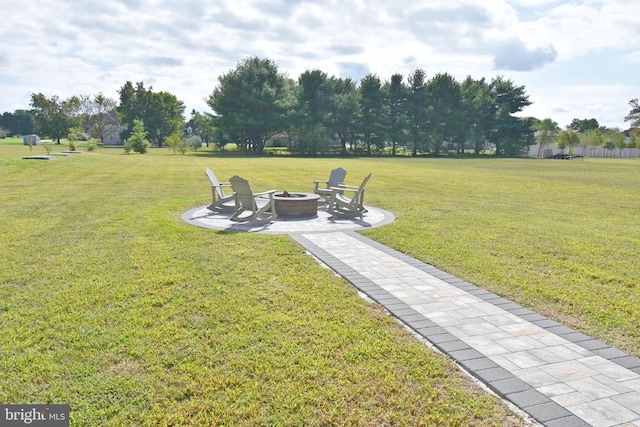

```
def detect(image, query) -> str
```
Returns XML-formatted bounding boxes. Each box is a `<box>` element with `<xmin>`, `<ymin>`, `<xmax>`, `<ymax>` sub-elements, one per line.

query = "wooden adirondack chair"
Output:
<box><xmin>229</xmin><ymin>175</ymin><xmax>278</xmax><ymax>225</ymax></box>
<box><xmin>313</xmin><ymin>167</ymin><xmax>347</xmax><ymax>202</ymax></box>
<box><xmin>205</xmin><ymin>167</ymin><xmax>235</xmax><ymax>212</ymax></box>
<box><xmin>327</xmin><ymin>173</ymin><xmax>371</xmax><ymax>218</ymax></box>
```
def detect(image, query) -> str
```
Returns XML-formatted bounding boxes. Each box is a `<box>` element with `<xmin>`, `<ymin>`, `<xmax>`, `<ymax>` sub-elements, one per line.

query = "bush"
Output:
<box><xmin>187</xmin><ymin>137</ymin><xmax>202</xmax><ymax>152</ymax></box>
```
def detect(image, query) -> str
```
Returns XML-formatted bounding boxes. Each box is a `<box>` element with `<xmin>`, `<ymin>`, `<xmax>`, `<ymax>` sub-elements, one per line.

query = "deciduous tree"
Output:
<box><xmin>533</xmin><ymin>118</ymin><xmax>559</xmax><ymax>157</ymax></box>
<box><xmin>556</xmin><ymin>129</ymin><xmax>580</xmax><ymax>154</ymax></box>
<box><xmin>117</xmin><ymin>82</ymin><xmax>185</xmax><ymax>148</ymax></box>
<box><xmin>624</xmin><ymin>98</ymin><xmax>640</xmax><ymax>128</ymax></box>
<box><xmin>581</xmin><ymin>129</ymin><xmax>602</xmax><ymax>157</ymax></box>
<box><xmin>568</xmin><ymin>118</ymin><xmax>599</xmax><ymax>133</ymax></box>
<box><xmin>30</xmin><ymin>93</ymin><xmax>80</xmax><ymax>143</ymax></box>
<box><xmin>187</xmin><ymin>110</ymin><xmax>217</xmax><ymax>147</ymax></box>
<box><xmin>86</xmin><ymin>93</ymin><xmax>119</xmax><ymax>144</ymax></box>
<box><xmin>0</xmin><ymin>110</ymin><xmax>36</xmax><ymax>136</ymax></box>
<box><xmin>605</xmin><ymin>127</ymin><xmax>627</xmax><ymax>157</ymax></box>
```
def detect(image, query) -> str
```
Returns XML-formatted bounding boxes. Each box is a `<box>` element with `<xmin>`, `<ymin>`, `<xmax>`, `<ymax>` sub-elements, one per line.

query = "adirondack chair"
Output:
<box><xmin>205</xmin><ymin>167</ymin><xmax>235</xmax><ymax>212</ymax></box>
<box><xmin>327</xmin><ymin>173</ymin><xmax>371</xmax><ymax>218</ymax></box>
<box><xmin>229</xmin><ymin>175</ymin><xmax>278</xmax><ymax>225</ymax></box>
<box><xmin>313</xmin><ymin>167</ymin><xmax>347</xmax><ymax>202</ymax></box>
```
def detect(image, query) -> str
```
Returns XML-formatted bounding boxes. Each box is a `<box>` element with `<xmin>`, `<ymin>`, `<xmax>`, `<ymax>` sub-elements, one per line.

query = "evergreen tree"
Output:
<box><xmin>125</xmin><ymin>119</ymin><xmax>150</xmax><ymax>154</ymax></box>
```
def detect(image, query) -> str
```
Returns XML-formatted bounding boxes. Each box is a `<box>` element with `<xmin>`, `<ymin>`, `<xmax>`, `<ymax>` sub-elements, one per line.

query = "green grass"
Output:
<box><xmin>1</xmin><ymin>139</ymin><xmax>638</xmax><ymax>425</ymax></box>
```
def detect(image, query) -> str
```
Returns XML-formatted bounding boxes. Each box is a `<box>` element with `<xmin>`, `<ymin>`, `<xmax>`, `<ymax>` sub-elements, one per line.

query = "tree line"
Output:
<box><xmin>1</xmin><ymin>56</ymin><xmax>638</xmax><ymax>157</ymax></box>
<box><xmin>0</xmin><ymin>83</ymin><xmax>186</xmax><ymax>148</ymax></box>
<box><xmin>207</xmin><ymin>57</ymin><xmax>534</xmax><ymax>156</ymax></box>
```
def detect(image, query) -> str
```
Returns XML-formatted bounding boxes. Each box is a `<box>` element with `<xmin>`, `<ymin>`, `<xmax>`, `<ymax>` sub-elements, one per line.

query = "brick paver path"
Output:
<box><xmin>184</xmin><ymin>205</ymin><xmax>640</xmax><ymax>426</ymax></box>
<box><xmin>293</xmin><ymin>231</ymin><xmax>640</xmax><ymax>427</ymax></box>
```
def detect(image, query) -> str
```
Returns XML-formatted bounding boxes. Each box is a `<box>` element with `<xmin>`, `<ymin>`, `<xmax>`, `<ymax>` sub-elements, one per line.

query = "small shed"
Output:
<box><xmin>23</xmin><ymin>134</ymin><xmax>40</xmax><ymax>146</ymax></box>
<box><xmin>102</xmin><ymin>125</ymin><xmax>127</xmax><ymax>145</ymax></box>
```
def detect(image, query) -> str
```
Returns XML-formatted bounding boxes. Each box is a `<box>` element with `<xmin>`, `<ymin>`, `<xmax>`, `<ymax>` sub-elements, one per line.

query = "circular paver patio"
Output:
<box><xmin>182</xmin><ymin>205</ymin><xmax>395</xmax><ymax>234</ymax></box>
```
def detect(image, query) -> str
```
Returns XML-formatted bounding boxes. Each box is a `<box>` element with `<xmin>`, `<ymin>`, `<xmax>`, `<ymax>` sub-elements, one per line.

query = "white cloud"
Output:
<box><xmin>493</xmin><ymin>39</ymin><xmax>558</xmax><ymax>71</ymax></box>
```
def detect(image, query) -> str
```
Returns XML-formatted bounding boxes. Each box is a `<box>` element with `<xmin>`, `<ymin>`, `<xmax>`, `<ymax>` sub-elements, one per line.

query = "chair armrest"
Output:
<box><xmin>254</xmin><ymin>189</ymin><xmax>278</xmax><ymax>196</ymax></box>
<box><xmin>313</xmin><ymin>180</ymin><xmax>328</xmax><ymax>191</ymax></box>
<box><xmin>330</xmin><ymin>185</ymin><xmax>359</xmax><ymax>192</ymax></box>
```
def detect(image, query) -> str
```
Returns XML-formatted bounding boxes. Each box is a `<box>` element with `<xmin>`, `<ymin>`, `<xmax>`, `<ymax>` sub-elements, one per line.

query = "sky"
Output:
<box><xmin>1</xmin><ymin>0</ymin><xmax>639</xmax><ymax>130</ymax></box>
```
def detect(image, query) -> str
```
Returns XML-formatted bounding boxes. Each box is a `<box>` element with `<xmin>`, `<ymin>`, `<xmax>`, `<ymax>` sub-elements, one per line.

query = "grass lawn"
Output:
<box><xmin>1</xmin><ymin>139</ymin><xmax>638</xmax><ymax>425</ymax></box>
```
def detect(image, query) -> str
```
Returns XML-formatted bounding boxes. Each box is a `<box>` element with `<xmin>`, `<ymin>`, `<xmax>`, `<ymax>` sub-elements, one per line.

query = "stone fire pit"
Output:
<box><xmin>271</xmin><ymin>192</ymin><xmax>320</xmax><ymax>218</ymax></box>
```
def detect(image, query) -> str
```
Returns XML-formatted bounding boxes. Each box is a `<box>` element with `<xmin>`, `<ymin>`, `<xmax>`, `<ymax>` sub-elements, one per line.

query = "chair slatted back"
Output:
<box><xmin>328</xmin><ymin>167</ymin><xmax>347</xmax><ymax>188</ymax></box>
<box><xmin>352</xmin><ymin>173</ymin><xmax>371</xmax><ymax>205</ymax></box>
<box><xmin>229</xmin><ymin>175</ymin><xmax>257</xmax><ymax>211</ymax></box>
<box><xmin>205</xmin><ymin>167</ymin><xmax>225</xmax><ymax>199</ymax></box>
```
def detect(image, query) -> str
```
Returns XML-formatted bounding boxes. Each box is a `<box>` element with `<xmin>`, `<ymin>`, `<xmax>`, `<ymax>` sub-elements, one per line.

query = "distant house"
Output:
<box><xmin>186</xmin><ymin>135</ymin><xmax>203</xmax><ymax>145</ymax></box>
<box><xmin>102</xmin><ymin>125</ymin><xmax>127</xmax><ymax>145</ymax></box>
<box><xmin>265</xmin><ymin>133</ymin><xmax>289</xmax><ymax>148</ymax></box>
<box><xmin>23</xmin><ymin>134</ymin><xmax>40</xmax><ymax>146</ymax></box>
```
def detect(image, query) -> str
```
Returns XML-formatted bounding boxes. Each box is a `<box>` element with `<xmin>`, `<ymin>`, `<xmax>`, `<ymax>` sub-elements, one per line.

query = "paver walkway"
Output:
<box><xmin>183</xmin><ymin>206</ymin><xmax>640</xmax><ymax>427</ymax></box>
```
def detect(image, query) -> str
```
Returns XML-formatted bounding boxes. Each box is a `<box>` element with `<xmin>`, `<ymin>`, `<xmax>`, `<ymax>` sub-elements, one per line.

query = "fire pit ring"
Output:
<box><xmin>270</xmin><ymin>192</ymin><xmax>320</xmax><ymax>218</ymax></box>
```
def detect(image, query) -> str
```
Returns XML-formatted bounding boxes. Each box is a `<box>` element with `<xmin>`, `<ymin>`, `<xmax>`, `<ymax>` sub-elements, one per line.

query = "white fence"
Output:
<box><xmin>526</xmin><ymin>144</ymin><xmax>640</xmax><ymax>158</ymax></box>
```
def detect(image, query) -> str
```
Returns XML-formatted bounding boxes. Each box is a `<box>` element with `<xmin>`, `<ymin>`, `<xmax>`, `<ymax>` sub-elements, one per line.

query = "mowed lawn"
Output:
<box><xmin>1</xmin><ymin>140</ymin><xmax>638</xmax><ymax>425</ymax></box>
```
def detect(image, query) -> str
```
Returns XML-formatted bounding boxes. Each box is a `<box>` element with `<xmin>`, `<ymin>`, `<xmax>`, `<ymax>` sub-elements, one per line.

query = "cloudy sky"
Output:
<box><xmin>1</xmin><ymin>0</ymin><xmax>639</xmax><ymax>129</ymax></box>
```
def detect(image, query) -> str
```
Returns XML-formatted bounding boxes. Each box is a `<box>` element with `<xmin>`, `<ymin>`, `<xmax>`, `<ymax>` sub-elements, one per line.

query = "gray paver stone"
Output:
<box><xmin>448</xmin><ymin>348</ymin><xmax>485</xmax><ymax>362</ymax></box>
<box><xmin>489</xmin><ymin>378</ymin><xmax>532</xmax><ymax>396</ymax></box>
<box><xmin>543</xmin><ymin>416</ymin><xmax>593</xmax><ymax>427</ymax></box>
<box><xmin>508</xmin><ymin>308</ymin><xmax>535</xmax><ymax>316</ymax></box>
<box><xmin>415</xmin><ymin>326</ymin><xmax>449</xmax><ymax>337</ymax></box>
<box><xmin>384</xmin><ymin>302</ymin><xmax>411</xmax><ymax>311</ymax></box>
<box><xmin>389</xmin><ymin>307</ymin><xmax>420</xmax><ymax>318</ymax></box>
<box><xmin>576</xmin><ymin>339</ymin><xmax>609</xmax><ymax>351</ymax></box>
<box><xmin>406</xmin><ymin>319</ymin><xmax>438</xmax><ymax>330</ymax></box>
<box><xmin>425</xmin><ymin>332</ymin><xmax>459</xmax><ymax>345</ymax></box>
<box><xmin>498</xmin><ymin>302</ymin><xmax>523</xmax><ymax>311</ymax></box>
<box><xmin>611</xmin><ymin>355</ymin><xmax>640</xmax><ymax>369</ymax></box>
<box><xmin>562</xmin><ymin>332</ymin><xmax>593</xmax><ymax>343</ymax></box>
<box><xmin>401</xmin><ymin>313</ymin><xmax>430</xmax><ymax>322</ymax></box>
<box><xmin>474</xmin><ymin>367</ymin><xmax>514</xmax><ymax>383</ymax></box>
<box><xmin>546</xmin><ymin>325</ymin><xmax>576</xmax><ymax>336</ymax></box>
<box><xmin>520</xmin><ymin>313</ymin><xmax>548</xmax><ymax>322</ymax></box>
<box><xmin>525</xmin><ymin>402</ymin><xmax>574</xmax><ymax>424</ymax></box>
<box><xmin>459</xmin><ymin>357</ymin><xmax>501</xmax><ymax>372</ymax></box>
<box><xmin>505</xmin><ymin>389</ymin><xmax>551</xmax><ymax>409</ymax></box>
<box><xmin>593</xmin><ymin>346</ymin><xmax>629</xmax><ymax>359</ymax></box>
<box><xmin>437</xmin><ymin>340</ymin><xmax>472</xmax><ymax>353</ymax></box>
<box><xmin>532</xmin><ymin>319</ymin><xmax>561</xmax><ymax>329</ymax></box>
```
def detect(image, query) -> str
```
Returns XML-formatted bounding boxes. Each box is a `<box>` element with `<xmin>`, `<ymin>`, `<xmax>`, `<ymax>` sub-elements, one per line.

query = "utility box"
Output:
<box><xmin>23</xmin><ymin>134</ymin><xmax>41</xmax><ymax>146</ymax></box>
